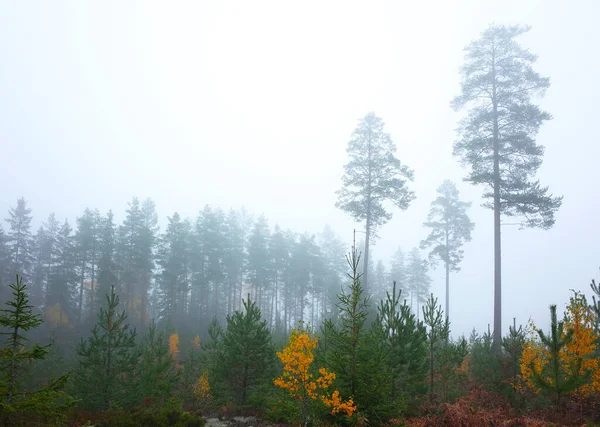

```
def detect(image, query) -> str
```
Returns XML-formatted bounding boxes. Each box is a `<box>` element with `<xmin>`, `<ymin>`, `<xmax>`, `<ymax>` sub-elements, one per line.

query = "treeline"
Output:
<box><xmin>0</xmin><ymin>196</ymin><xmax>446</xmax><ymax>336</ymax></box>
<box><xmin>0</xmin><ymin>197</ymin><xmax>348</xmax><ymax>332</ymax></box>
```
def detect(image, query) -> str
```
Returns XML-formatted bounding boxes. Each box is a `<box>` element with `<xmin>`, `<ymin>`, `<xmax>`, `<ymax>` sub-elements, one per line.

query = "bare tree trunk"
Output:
<box><xmin>363</xmin><ymin>213</ymin><xmax>371</xmax><ymax>293</ymax></box>
<box><xmin>78</xmin><ymin>256</ymin><xmax>86</xmax><ymax>325</ymax></box>
<box><xmin>445</xmin><ymin>226</ymin><xmax>450</xmax><ymax>322</ymax></box>
<box><xmin>492</xmin><ymin>52</ymin><xmax>503</xmax><ymax>352</ymax></box>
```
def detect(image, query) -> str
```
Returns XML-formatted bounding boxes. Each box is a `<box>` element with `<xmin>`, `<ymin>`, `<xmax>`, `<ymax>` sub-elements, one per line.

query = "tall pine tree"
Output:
<box><xmin>452</xmin><ymin>25</ymin><xmax>562</xmax><ymax>348</ymax></box>
<box><xmin>335</xmin><ymin>112</ymin><xmax>415</xmax><ymax>292</ymax></box>
<box><xmin>420</xmin><ymin>180</ymin><xmax>474</xmax><ymax>322</ymax></box>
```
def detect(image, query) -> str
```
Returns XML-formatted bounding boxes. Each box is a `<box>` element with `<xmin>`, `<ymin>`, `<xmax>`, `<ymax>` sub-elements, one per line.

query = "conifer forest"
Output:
<box><xmin>2</xmin><ymin>2</ymin><xmax>600</xmax><ymax>426</ymax></box>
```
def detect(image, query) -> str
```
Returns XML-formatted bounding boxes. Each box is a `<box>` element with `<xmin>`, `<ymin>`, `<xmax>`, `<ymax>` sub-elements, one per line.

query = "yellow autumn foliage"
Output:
<box><xmin>274</xmin><ymin>328</ymin><xmax>356</xmax><ymax>417</ymax></box>
<box><xmin>518</xmin><ymin>291</ymin><xmax>600</xmax><ymax>398</ymax></box>
<box><xmin>193</xmin><ymin>371</ymin><xmax>212</xmax><ymax>402</ymax></box>
<box><xmin>169</xmin><ymin>333</ymin><xmax>180</xmax><ymax>358</ymax></box>
<box><xmin>192</xmin><ymin>335</ymin><xmax>200</xmax><ymax>350</ymax></box>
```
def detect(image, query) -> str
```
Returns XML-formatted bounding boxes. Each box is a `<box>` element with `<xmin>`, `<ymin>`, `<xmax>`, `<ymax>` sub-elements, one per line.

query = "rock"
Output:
<box><xmin>205</xmin><ymin>418</ymin><xmax>229</xmax><ymax>427</ymax></box>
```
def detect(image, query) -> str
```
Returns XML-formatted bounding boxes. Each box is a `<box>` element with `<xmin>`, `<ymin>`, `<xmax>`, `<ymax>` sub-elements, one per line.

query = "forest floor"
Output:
<box><xmin>404</xmin><ymin>386</ymin><xmax>597</xmax><ymax>427</ymax></box>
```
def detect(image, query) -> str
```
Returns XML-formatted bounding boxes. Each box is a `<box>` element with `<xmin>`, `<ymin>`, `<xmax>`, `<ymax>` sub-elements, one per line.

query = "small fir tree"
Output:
<box><xmin>321</xmin><ymin>239</ymin><xmax>389</xmax><ymax>422</ymax></box>
<box><xmin>137</xmin><ymin>320</ymin><xmax>180</xmax><ymax>405</ymax></box>
<box><xmin>502</xmin><ymin>318</ymin><xmax>526</xmax><ymax>394</ymax></box>
<box><xmin>219</xmin><ymin>295</ymin><xmax>275</xmax><ymax>406</ymax></box>
<box><xmin>73</xmin><ymin>286</ymin><xmax>140</xmax><ymax>411</ymax></box>
<box><xmin>0</xmin><ymin>275</ymin><xmax>75</xmax><ymax>424</ymax></box>
<box><xmin>376</xmin><ymin>281</ymin><xmax>428</xmax><ymax>406</ymax></box>
<box><xmin>422</xmin><ymin>293</ymin><xmax>450</xmax><ymax>403</ymax></box>
<box><xmin>520</xmin><ymin>303</ymin><xmax>591</xmax><ymax>406</ymax></box>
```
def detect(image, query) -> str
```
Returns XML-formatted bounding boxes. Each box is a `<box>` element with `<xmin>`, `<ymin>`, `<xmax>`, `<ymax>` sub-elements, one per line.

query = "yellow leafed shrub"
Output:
<box><xmin>518</xmin><ymin>291</ymin><xmax>599</xmax><ymax>398</ymax></box>
<box><xmin>274</xmin><ymin>328</ymin><xmax>356</xmax><ymax>419</ymax></box>
<box><xmin>169</xmin><ymin>333</ymin><xmax>180</xmax><ymax>358</ymax></box>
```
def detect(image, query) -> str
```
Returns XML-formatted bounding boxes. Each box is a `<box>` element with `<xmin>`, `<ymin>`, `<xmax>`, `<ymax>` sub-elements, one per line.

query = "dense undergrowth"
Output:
<box><xmin>1</xmin><ymin>243</ymin><xmax>600</xmax><ymax>426</ymax></box>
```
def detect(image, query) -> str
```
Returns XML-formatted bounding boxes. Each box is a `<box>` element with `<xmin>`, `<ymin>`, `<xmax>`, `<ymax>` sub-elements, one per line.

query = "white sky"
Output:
<box><xmin>1</xmin><ymin>0</ymin><xmax>599</xmax><ymax>337</ymax></box>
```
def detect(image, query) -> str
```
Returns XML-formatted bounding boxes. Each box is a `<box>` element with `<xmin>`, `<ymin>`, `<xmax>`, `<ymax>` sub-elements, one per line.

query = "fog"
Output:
<box><xmin>1</xmin><ymin>0</ymin><xmax>599</xmax><ymax>337</ymax></box>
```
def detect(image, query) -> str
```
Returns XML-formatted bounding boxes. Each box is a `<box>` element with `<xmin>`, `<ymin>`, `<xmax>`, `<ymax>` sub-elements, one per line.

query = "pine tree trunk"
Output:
<box><xmin>445</xmin><ymin>226</ymin><xmax>450</xmax><ymax>322</ymax></box>
<box><xmin>492</xmin><ymin>55</ymin><xmax>503</xmax><ymax>353</ymax></box>
<box><xmin>78</xmin><ymin>256</ymin><xmax>86</xmax><ymax>325</ymax></box>
<box><xmin>7</xmin><ymin>324</ymin><xmax>19</xmax><ymax>404</ymax></box>
<box><xmin>429</xmin><ymin>334</ymin><xmax>434</xmax><ymax>403</ymax></box>
<box><xmin>364</xmin><ymin>213</ymin><xmax>371</xmax><ymax>294</ymax></box>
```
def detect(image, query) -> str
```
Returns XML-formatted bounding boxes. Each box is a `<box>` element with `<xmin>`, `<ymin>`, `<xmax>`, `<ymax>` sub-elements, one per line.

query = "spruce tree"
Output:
<box><xmin>452</xmin><ymin>25</ymin><xmax>562</xmax><ymax>349</ymax></box>
<box><xmin>5</xmin><ymin>198</ymin><xmax>34</xmax><ymax>284</ymax></box>
<box><xmin>219</xmin><ymin>295</ymin><xmax>274</xmax><ymax>406</ymax></box>
<box><xmin>0</xmin><ymin>275</ymin><xmax>74</xmax><ymax>423</ymax></box>
<box><xmin>420</xmin><ymin>180</ymin><xmax>474</xmax><ymax>322</ymax></box>
<box><xmin>335</xmin><ymin>112</ymin><xmax>415</xmax><ymax>292</ymax></box>
<box><xmin>74</xmin><ymin>286</ymin><xmax>140</xmax><ymax>411</ymax></box>
<box><xmin>137</xmin><ymin>320</ymin><xmax>179</xmax><ymax>404</ymax></box>
<box><xmin>0</xmin><ymin>227</ymin><xmax>9</xmax><ymax>301</ymax></box>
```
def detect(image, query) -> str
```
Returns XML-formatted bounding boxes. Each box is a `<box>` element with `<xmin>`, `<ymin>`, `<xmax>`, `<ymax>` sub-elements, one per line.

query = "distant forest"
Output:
<box><xmin>0</xmin><ymin>197</ymin><xmax>432</xmax><ymax>333</ymax></box>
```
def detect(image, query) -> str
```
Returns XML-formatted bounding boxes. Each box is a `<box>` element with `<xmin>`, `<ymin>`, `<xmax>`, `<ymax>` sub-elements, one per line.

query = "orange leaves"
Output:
<box><xmin>274</xmin><ymin>329</ymin><xmax>318</xmax><ymax>398</ymax></box>
<box><xmin>193</xmin><ymin>371</ymin><xmax>212</xmax><ymax>402</ymax></box>
<box><xmin>274</xmin><ymin>328</ymin><xmax>356</xmax><ymax>418</ymax></box>
<box><xmin>563</xmin><ymin>291</ymin><xmax>600</xmax><ymax>397</ymax></box>
<box><xmin>321</xmin><ymin>390</ymin><xmax>356</xmax><ymax>417</ymax></box>
<box><xmin>517</xmin><ymin>291</ymin><xmax>600</xmax><ymax>398</ymax></box>
<box><xmin>192</xmin><ymin>335</ymin><xmax>200</xmax><ymax>350</ymax></box>
<box><xmin>169</xmin><ymin>333</ymin><xmax>179</xmax><ymax>358</ymax></box>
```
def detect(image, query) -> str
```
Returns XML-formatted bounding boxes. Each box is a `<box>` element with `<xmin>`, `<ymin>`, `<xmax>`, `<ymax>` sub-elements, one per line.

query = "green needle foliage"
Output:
<box><xmin>375</xmin><ymin>281</ymin><xmax>428</xmax><ymax>410</ymax></box>
<box><xmin>219</xmin><ymin>295</ymin><xmax>275</xmax><ymax>407</ymax></box>
<box><xmin>452</xmin><ymin>24</ymin><xmax>563</xmax><ymax>349</ymax></box>
<box><xmin>0</xmin><ymin>275</ymin><xmax>75</xmax><ymax>425</ymax></box>
<box><xmin>422</xmin><ymin>294</ymin><xmax>449</xmax><ymax>403</ymax></box>
<box><xmin>73</xmin><ymin>286</ymin><xmax>140</xmax><ymax>411</ymax></box>
<box><xmin>137</xmin><ymin>320</ymin><xmax>180</xmax><ymax>405</ymax></box>
<box><xmin>321</xmin><ymin>242</ymin><xmax>389</xmax><ymax>423</ymax></box>
<box><xmin>335</xmin><ymin>112</ymin><xmax>415</xmax><ymax>292</ymax></box>
<box><xmin>530</xmin><ymin>304</ymin><xmax>588</xmax><ymax>406</ymax></box>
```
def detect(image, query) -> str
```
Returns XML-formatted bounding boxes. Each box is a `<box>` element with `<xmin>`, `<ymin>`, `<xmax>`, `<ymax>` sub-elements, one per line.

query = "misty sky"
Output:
<box><xmin>1</xmin><ymin>0</ymin><xmax>599</xmax><ymax>337</ymax></box>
